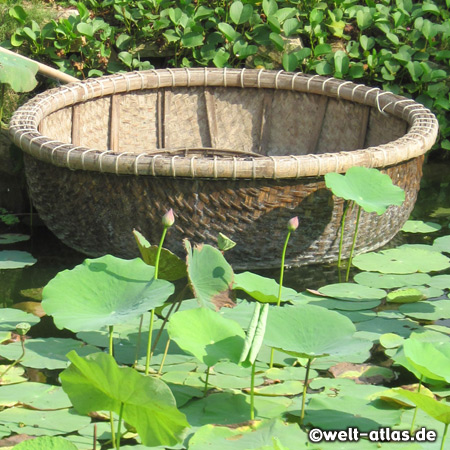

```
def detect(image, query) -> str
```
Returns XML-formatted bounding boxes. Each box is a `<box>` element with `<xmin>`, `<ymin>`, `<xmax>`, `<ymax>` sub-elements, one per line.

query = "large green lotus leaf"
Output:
<box><xmin>428</xmin><ymin>274</ymin><xmax>450</xmax><ymax>289</ymax></box>
<box><xmin>0</xmin><ymin>364</ymin><xmax>26</xmax><ymax>385</ymax></box>
<box><xmin>0</xmin><ymin>234</ymin><xmax>30</xmax><ymax>245</ymax></box>
<box><xmin>354</xmin><ymin>272</ymin><xmax>431</xmax><ymax>289</ymax></box>
<box><xmin>386</xmin><ymin>288</ymin><xmax>425</xmax><ymax>304</ymax></box>
<box><xmin>0</xmin><ymin>50</ymin><xmax>38</xmax><ymax>92</ymax></box>
<box><xmin>167</xmin><ymin>308</ymin><xmax>245</xmax><ymax>366</ymax></box>
<box><xmin>0</xmin><ymin>250</ymin><xmax>37</xmax><ymax>269</ymax></box>
<box><xmin>133</xmin><ymin>229</ymin><xmax>187</xmax><ymax>281</ymax></box>
<box><xmin>352</xmin><ymin>247</ymin><xmax>450</xmax><ymax>274</ymax></box>
<box><xmin>318</xmin><ymin>283</ymin><xmax>386</xmax><ymax>302</ymax></box>
<box><xmin>185</xmin><ymin>241</ymin><xmax>234</xmax><ymax>310</ymax></box>
<box><xmin>303</xmin><ymin>395</ymin><xmax>402</xmax><ymax>431</ymax></box>
<box><xmin>11</xmin><ymin>436</ymin><xmax>78</xmax><ymax>450</ymax></box>
<box><xmin>394</xmin><ymin>389</ymin><xmax>450</xmax><ymax>424</ymax></box>
<box><xmin>60</xmin><ymin>351</ymin><xmax>189</xmax><ymax>447</ymax></box>
<box><xmin>181</xmin><ymin>392</ymin><xmax>291</xmax><ymax>426</ymax></box>
<box><xmin>403</xmin><ymin>339</ymin><xmax>450</xmax><ymax>382</ymax></box>
<box><xmin>188</xmin><ymin>419</ymin><xmax>308</xmax><ymax>450</ymax></box>
<box><xmin>0</xmin><ymin>308</ymin><xmax>40</xmax><ymax>331</ymax></box>
<box><xmin>308</xmin><ymin>298</ymin><xmax>380</xmax><ymax>311</ymax></box>
<box><xmin>339</xmin><ymin>311</ymin><xmax>376</xmax><ymax>322</ymax></box>
<box><xmin>0</xmin><ymin>382</ymin><xmax>71</xmax><ymax>409</ymax></box>
<box><xmin>42</xmin><ymin>255</ymin><xmax>174</xmax><ymax>332</ymax></box>
<box><xmin>401</xmin><ymin>220</ymin><xmax>441</xmax><ymax>233</ymax></box>
<box><xmin>0</xmin><ymin>338</ymin><xmax>100</xmax><ymax>369</ymax></box>
<box><xmin>265</xmin><ymin>366</ymin><xmax>318</xmax><ymax>382</ymax></box>
<box><xmin>218</xmin><ymin>299</ymin><xmax>256</xmax><ymax>330</ymax></box>
<box><xmin>202</xmin><ymin>373</ymin><xmax>265</xmax><ymax>390</ymax></box>
<box><xmin>408</xmin><ymin>285</ymin><xmax>443</xmax><ymax>299</ymax></box>
<box><xmin>433</xmin><ymin>235</ymin><xmax>450</xmax><ymax>253</ymax></box>
<box><xmin>166</xmin><ymin>383</ymin><xmax>203</xmax><ymax>408</ymax></box>
<box><xmin>264</xmin><ymin>304</ymin><xmax>362</xmax><ymax>359</ymax></box>
<box><xmin>400</xmin><ymin>300</ymin><xmax>450</xmax><ymax>321</ymax></box>
<box><xmin>0</xmin><ymin>408</ymin><xmax>90</xmax><ymax>436</ymax></box>
<box><xmin>309</xmin><ymin>377</ymin><xmax>387</xmax><ymax>399</ymax></box>
<box><xmin>253</xmin><ymin>380</ymin><xmax>304</xmax><ymax>396</ymax></box>
<box><xmin>355</xmin><ymin>317</ymin><xmax>422</xmax><ymax>340</ymax></box>
<box><xmin>324</xmin><ymin>167</ymin><xmax>405</xmax><ymax>214</ymax></box>
<box><xmin>380</xmin><ymin>333</ymin><xmax>405</xmax><ymax>349</ymax></box>
<box><xmin>233</xmin><ymin>272</ymin><xmax>298</xmax><ymax>303</ymax></box>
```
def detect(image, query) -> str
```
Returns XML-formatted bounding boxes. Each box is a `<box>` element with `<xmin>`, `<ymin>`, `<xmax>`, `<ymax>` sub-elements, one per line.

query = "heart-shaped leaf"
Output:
<box><xmin>60</xmin><ymin>351</ymin><xmax>189</xmax><ymax>447</ymax></box>
<box><xmin>185</xmin><ymin>241</ymin><xmax>234</xmax><ymax>310</ymax></box>
<box><xmin>167</xmin><ymin>308</ymin><xmax>245</xmax><ymax>367</ymax></box>
<box><xmin>230</xmin><ymin>1</ymin><xmax>253</xmax><ymax>24</ymax></box>
<box><xmin>42</xmin><ymin>255</ymin><xmax>174</xmax><ymax>332</ymax></box>
<box><xmin>0</xmin><ymin>50</ymin><xmax>38</xmax><ymax>92</ymax></box>
<box><xmin>233</xmin><ymin>272</ymin><xmax>297</xmax><ymax>303</ymax></box>
<box><xmin>325</xmin><ymin>167</ymin><xmax>405</xmax><ymax>214</ymax></box>
<box><xmin>264</xmin><ymin>304</ymin><xmax>363</xmax><ymax>359</ymax></box>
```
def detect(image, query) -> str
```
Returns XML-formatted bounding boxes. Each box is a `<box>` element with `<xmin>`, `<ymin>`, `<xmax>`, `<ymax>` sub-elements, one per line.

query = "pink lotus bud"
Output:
<box><xmin>162</xmin><ymin>208</ymin><xmax>175</xmax><ymax>228</ymax></box>
<box><xmin>287</xmin><ymin>216</ymin><xmax>299</xmax><ymax>232</ymax></box>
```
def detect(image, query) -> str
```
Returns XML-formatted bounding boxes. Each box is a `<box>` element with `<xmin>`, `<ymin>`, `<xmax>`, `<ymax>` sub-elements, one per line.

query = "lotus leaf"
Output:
<box><xmin>167</xmin><ymin>307</ymin><xmax>245</xmax><ymax>366</ymax></box>
<box><xmin>428</xmin><ymin>274</ymin><xmax>450</xmax><ymax>289</ymax></box>
<box><xmin>387</xmin><ymin>289</ymin><xmax>425</xmax><ymax>303</ymax></box>
<box><xmin>42</xmin><ymin>255</ymin><xmax>174</xmax><ymax>332</ymax></box>
<box><xmin>0</xmin><ymin>408</ymin><xmax>90</xmax><ymax>436</ymax></box>
<box><xmin>308</xmin><ymin>298</ymin><xmax>381</xmax><ymax>311</ymax></box>
<box><xmin>0</xmin><ymin>382</ymin><xmax>71</xmax><ymax>409</ymax></box>
<box><xmin>0</xmin><ymin>234</ymin><xmax>30</xmax><ymax>245</ymax></box>
<box><xmin>394</xmin><ymin>389</ymin><xmax>450</xmax><ymax>424</ymax></box>
<box><xmin>0</xmin><ymin>338</ymin><xmax>100</xmax><ymax>369</ymax></box>
<box><xmin>0</xmin><ymin>308</ymin><xmax>39</xmax><ymax>331</ymax></box>
<box><xmin>181</xmin><ymin>392</ymin><xmax>292</xmax><ymax>426</ymax></box>
<box><xmin>233</xmin><ymin>272</ymin><xmax>298</xmax><ymax>303</ymax></box>
<box><xmin>11</xmin><ymin>436</ymin><xmax>78</xmax><ymax>450</ymax></box>
<box><xmin>60</xmin><ymin>351</ymin><xmax>189</xmax><ymax>447</ymax></box>
<box><xmin>380</xmin><ymin>333</ymin><xmax>405</xmax><ymax>349</ymax></box>
<box><xmin>0</xmin><ymin>250</ymin><xmax>37</xmax><ymax>269</ymax></box>
<box><xmin>403</xmin><ymin>339</ymin><xmax>450</xmax><ymax>382</ymax></box>
<box><xmin>400</xmin><ymin>300</ymin><xmax>450</xmax><ymax>321</ymax></box>
<box><xmin>0</xmin><ymin>50</ymin><xmax>38</xmax><ymax>92</ymax></box>
<box><xmin>133</xmin><ymin>229</ymin><xmax>187</xmax><ymax>281</ymax></box>
<box><xmin>318</xmin><ymin>283</ymin><xmax>386</xmax><ymax>302</ymax></box>
<box><xmin>401</xmin><ymin>220</ymin><xmax>441</xmax><ymax>233</ymax></box>
<box><xmin>352</xmin><ymin>247</ymin><xmax>450</xmax><ymax>274</ymax></box>
<box><xmin>324</xmin><ymin>167</ymin><xmax>405</xmax><ymax>214</ymax></box>
<box><xmin>188</xmin><ymin>419</ymin><xmax>308</xmax><ymax>450</ymax></box>
<box><xmin>355</xmin><ymin>317</ymin><xmax>422</xmax><ymax>339</ymax></box>
<box><xmin>304</xmin><ymin>395</ymin><xmax>402</xmax><ymax>431</ymax></box>
<box><xmin>264</xmin><ymin>304</ymin><xmax>363</xmax><ymax>359</ymax></box>
<box><xmin>354</xmin><ymin>272</ymin><xmax>432</xmax><ymax>289</ymax></box>
<box><xmin>433</xmin><ymin>235</ymin><xmax>450</xmax><ymax>253</ymax></box>
<box><xmin>0</xmin><ymin>364</ymin><xmax>26</xmax><ymax>385</ymax></box>
<box><xmin>185</xmin><ymin>241</ymin><xmax>234</xmax><ymax>309</ymax></box>
<box><xmin>202</xmin><ymin>373</ymin><xmax>265</xmax><ymax>390</ymax></box>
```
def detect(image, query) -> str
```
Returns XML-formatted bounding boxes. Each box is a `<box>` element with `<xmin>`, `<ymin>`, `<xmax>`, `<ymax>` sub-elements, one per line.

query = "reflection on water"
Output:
<box><xmin>1</xmin><ymin>161</ymin><xmax>450</xmax><ymax>305</ymax></box>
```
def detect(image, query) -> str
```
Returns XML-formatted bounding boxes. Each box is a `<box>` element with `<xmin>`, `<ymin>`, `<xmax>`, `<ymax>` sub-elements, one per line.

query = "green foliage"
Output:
<box><xmin>0</xmin><ymin>50</ymin><xmax>38</xmax><ymax>92</ymax></box>
<box><xmin>42</xmin><ymin>255</ymin><xmax>174</xmax><ymax>332</ymax></box>
<box><xmin>3</xmin><ymin>0</ymin><xmax>449</xmax><ymax>149</ymax></box>
<box><xmin>60</xmin><ymin>351</ymin><xmax>189</xmax><ymax>447</ymax></box>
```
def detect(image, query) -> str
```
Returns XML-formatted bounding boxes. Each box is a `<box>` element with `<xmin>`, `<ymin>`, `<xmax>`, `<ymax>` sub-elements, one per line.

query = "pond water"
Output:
<box><xmin>1</xmin><ymin>159</ymin><xmax>450</xmax><ymax>308</ymax></box>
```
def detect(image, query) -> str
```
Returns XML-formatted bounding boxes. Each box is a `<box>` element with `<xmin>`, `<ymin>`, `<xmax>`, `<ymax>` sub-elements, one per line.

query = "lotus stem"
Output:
<box><xmin>250</xmin><ymin>361</ymin><xmax>256</xmax><ymax>420</ymax></box>
<box><xmin>270</xmin><ymin>218</ymin><xmax>297</xmax><ymax>368</ymax></box>
<box><xmin>144</xmin><ymin>309</ymin><xmax>155</xmax><ymax>376</ymax></box>
<box><xmin>0</xmin><ymin>336</ymin><xmax>26</xmax><ymax>380</ymax></box>
<box><xmin>440</xmin><ymin>423</ymin><xmax>449</xmax><ymax>450</ymax></box>
<box><xmin>410</xmin><ymin>376</ymin><xmax>423</xmax><ymax>434</ymax></box>
<box><xmin>93</xmin><ymin>423</ymin><xmax>97</xmax><ymax>450</ymax></box>
<box><xmin>116</xmin><ymin>402</ymin><xmax>125</xmax><ymax>450</ymax></box>
<box><xmin>144</xmin><ymin>218</ymin><xmax>170</xmax><ymax>374</ymax></box>
<box><xmin>204</xmin><ymin>366</ymin><xmax>211</xmax><ymax>396</ymax></box>
<box><xmin>338</xmin><ymin>201</ymin><xmax>350</xmax><ymax>276</ymax></box>
<box><xmin>300</xmin><ymin>358</ymin><xmax>312</xmax><ymax>426</ymax></box>
<box><xmin>345</xmin><ymin>205</ymin><xmax>361</xmax><ymax>282</ymax></box>
<box><xmin>158</xmin><ymin>336</ymin><xmax>171</xmax><ymax>375</ymax></box>
<box><xmin>110</xmin><ymin>412</ymin><xmax>116</xmax><ymax>449</ymax></box>
<box><xmin>108</xmin><ymin>326</ymin><xmax>114</xmax><ymax>357</ymax></box>
<box><xmin>133</xmin><ymin>315</ymin><xmax>144</xmax><ymax>368</ymax></box>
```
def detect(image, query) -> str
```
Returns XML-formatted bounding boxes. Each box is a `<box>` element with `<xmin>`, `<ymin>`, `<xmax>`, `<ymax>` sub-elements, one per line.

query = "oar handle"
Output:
<box><xmin>0</xmin><ymin>46</ymin><xmax>79</xmax><ymax>84</ymax></box>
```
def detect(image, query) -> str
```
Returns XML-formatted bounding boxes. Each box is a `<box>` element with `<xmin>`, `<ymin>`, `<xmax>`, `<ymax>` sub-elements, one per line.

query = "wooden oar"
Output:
<box><xmin>0</xmin><ymin>46</ymin><xmax>78</xmax><ymax>84</ymax></box>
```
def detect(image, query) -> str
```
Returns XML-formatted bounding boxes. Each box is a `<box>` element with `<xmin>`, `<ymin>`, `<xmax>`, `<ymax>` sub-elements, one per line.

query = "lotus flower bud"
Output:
<box><xmin>287</xmin><ymin>216</ymin><xmax>299</xmax><ymax>232</ymax></box>
<box><xmin>15</xmin><ymin>322</ymin><xmax>31</xmax><ymax>336</ymax></box>
<box><xmin>162</xmin><ymin>208</ymin><xmax>175</xmax><ymax>228</ymax></box>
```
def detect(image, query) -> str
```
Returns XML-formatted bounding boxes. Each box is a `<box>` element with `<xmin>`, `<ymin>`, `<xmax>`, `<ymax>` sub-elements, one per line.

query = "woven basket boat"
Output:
<box><xmin>9</xmin><ymin>68</ymin><xmax>438</xmax><ymax>269</ymax></box>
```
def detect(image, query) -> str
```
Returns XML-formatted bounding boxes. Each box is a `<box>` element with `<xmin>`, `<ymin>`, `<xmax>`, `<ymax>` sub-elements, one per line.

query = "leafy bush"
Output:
<box><xmin>3</xmin><ymin>0</ymin><xmax>450</xmax><ymax>150</ymax></box>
